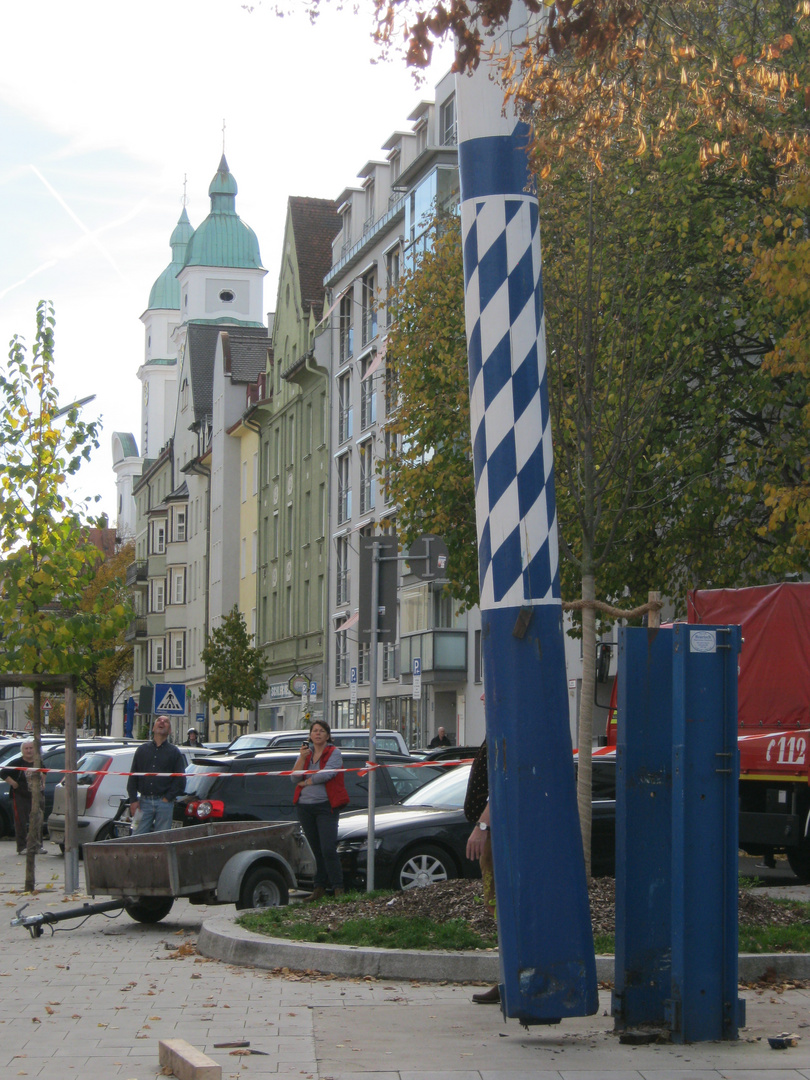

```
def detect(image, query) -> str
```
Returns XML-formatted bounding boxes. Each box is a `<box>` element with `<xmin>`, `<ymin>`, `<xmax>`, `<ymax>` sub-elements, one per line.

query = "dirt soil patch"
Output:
<box><xmin>294</xmin><ymin>878</ymin><xmax>805</xmax><ymax>940</ymax></box>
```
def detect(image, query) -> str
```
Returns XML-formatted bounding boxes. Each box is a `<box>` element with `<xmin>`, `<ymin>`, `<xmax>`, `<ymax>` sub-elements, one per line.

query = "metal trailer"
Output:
<box><xmin>13</xmin><ymin>820</ymin><xmax>314</xmax><ymax>936</ymax></box>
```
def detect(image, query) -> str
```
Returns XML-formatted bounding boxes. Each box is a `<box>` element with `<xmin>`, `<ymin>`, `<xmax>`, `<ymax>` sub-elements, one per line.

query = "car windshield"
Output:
<box><xmin>228</xmin><ymin>735</ymin><xmax>273</xmax><ymax>751</ymax></box>
<box><xmin>401</xmin><ymin>764</ymin><xmax>471</xmax><ymax>809</ymax></box>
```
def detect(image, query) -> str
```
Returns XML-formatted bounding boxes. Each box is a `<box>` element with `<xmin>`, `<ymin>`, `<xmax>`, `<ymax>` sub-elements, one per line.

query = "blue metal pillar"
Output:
<box><xmin>456</xmin><ymin>11</ymin><xmax>597</xmax><ymax>1024</ymax></box>
<box><xmin>614</xmin><ymin>624</ymin><xmax>744</xmax><ymax>1042</ymax></box>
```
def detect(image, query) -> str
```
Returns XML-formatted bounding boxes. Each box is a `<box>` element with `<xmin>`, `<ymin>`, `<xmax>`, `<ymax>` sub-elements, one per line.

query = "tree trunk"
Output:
<box><xmin>25</xmin><ymin>687</ymin><xmax>44</xmax><ymax>892</ymax></box>
<box><xmin>576</xmin><ymin>572</ymin><xmax>597</xmax><ymax>881</ymax></box>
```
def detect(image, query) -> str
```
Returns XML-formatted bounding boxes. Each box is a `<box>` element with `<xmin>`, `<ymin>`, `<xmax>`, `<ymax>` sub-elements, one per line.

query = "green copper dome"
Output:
<box><xmin>182</xmin><ymin>155</ymin><xmax>263</xmax><ymax>270</ymax></box>
<box><xmin>147</xmin><ymin>208</ymin><xmax>193</xmax><ymax>310</ymax></box>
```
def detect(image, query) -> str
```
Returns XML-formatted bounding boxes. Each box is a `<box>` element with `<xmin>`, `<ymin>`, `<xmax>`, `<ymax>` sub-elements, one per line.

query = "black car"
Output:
<box><xmin>336</xmin><ymin>755</ymin><xmax>617</xmax><ymax>891</ymax></box>
<box><xmin>420</xmin><ymin>745</ymin><xmax>481</xmax><ymax>764</ymax></box>
<box><xmin>177</xmin><ymin>749</ymin><xmax>441</xmax><ymax>826</ymax></box>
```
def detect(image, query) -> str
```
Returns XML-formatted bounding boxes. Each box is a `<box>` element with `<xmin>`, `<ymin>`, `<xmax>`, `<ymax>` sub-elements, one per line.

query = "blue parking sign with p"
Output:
<box><xmin>153</xmin><ymin>683</ymin><xmax>186</xmax><ymax>714</ymax></box>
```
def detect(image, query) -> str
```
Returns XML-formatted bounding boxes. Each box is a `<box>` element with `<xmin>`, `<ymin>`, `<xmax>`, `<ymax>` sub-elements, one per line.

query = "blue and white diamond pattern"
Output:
<box><xmin>462</xmin><ymin>191</ymin><xmax>559</xmax><ymax>611</ymax></box>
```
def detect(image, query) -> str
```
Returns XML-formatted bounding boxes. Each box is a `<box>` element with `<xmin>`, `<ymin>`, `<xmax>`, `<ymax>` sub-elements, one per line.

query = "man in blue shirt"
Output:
<box><xmin>127</xmin><ymin>716</ymin><xmax>186</xmax><ymax>834</ymax></box>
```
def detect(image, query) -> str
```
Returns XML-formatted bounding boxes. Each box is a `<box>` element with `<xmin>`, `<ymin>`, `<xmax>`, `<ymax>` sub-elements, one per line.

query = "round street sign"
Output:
<box><xmin>288</xmin><ymin>674</ymin><xmax>309</xmax><ymax>696</ymax></box>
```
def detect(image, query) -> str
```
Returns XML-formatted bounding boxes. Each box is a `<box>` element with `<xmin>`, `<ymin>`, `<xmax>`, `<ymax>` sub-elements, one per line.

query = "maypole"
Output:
<box><xmin>456</xmin><ymin>9</ymin><xmax>598</xmax><ymax>1023</ymax></box>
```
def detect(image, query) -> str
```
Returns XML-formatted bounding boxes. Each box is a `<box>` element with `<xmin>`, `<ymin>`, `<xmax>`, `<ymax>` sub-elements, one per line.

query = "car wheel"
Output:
<box><xmin>94</xmin><ymin>823</ymin><xmax>115</xmax><ymax>843</ymax></box>
<box><xmin>394</xmin><ymin>844</ymin><xmax>458</xmax><ymax>890</ymax></box>
<box><xmin>236</xmin><ymin>865</ymin><xmax>289</xmax><ymax>910</ymax></box>
<box><xmin>125</xmin><ymin>897</ymin><xmax>175</xmax><ymax>923</ymax></box>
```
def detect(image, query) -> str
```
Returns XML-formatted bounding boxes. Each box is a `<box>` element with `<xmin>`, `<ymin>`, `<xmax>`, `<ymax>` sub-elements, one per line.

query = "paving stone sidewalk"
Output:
<box><xmin>1</xmin><ymin>838</ymin><xmax>809</xmax><ymax>1080</ymax></box>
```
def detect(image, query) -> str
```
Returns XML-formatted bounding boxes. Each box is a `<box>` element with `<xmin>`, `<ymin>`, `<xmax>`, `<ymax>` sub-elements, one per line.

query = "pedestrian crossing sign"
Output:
<box><xmin>153</xmin><ymin>683</ymin><xmax>186</xmax><ymax>714</ymax></box>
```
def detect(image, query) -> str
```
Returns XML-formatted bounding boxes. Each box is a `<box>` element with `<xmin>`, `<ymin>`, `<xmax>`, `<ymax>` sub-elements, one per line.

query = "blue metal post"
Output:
<box><xmin>614</xmin><ymin>625</ymin><xmax>743</xmax><ymax>1042</ymax></box>
<box><xmin>456</xmin><ymin>12</ymin><xmax>597</xmax><ymax>1023</ymax></box>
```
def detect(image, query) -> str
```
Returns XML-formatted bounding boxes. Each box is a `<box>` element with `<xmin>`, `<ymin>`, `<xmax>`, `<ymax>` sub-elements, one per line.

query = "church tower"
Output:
<box><xmin>138</xmin><ymin>207</ymin><xmax>194</xmax><ymax>458</ymax></box>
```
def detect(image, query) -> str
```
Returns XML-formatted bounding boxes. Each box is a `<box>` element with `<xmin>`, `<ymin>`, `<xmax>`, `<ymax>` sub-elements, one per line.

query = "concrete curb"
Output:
<box><xmin>198</xmin><ymin>911</ymin><xmax>810</xmax><ymax>983</ymax></box>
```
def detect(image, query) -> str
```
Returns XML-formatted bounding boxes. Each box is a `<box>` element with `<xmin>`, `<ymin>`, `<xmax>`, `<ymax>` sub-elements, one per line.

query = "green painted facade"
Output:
<box><xmin>255</xmin><ymin>201</ymin><xmax>334</xmax><ymax>727</ymax></box>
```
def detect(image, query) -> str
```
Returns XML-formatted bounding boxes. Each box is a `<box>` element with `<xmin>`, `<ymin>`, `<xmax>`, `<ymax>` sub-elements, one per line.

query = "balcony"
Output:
<box><xmin>125</xmin><ymin>617</ymin><xmax>147</xmax><ymax>642</ymax></box>
<box><xmin>125</xmin><ymin>560</ymin><xmax>147</xmax><ymax>587</ymax></box>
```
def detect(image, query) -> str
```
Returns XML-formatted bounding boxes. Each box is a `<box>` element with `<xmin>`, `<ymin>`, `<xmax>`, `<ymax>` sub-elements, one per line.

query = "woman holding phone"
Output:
<box><xmin>292</xmin><ymin>720</ymin><xmax>350</xmax><ymax>901</ymax></box>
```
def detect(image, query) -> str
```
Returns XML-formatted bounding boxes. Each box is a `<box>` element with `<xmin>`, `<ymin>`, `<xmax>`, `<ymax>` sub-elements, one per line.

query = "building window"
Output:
<box><xmin>337</xmin><ymin>372</ymin><xmax>352</xmax><ymax>444</ymax></box>
<box><xmin>364</xmin><ymin>178</ymin><xmax>375</xmax><ymax>231</ymax></box>
<box><xmin>153</xmin><ymin>580</ymin><xmax>165</xmax><ymax>613</ymax></box>
<box><xmin>153</xmin><ymin>641</ymin><xmax>164</xmax><ymax>673</ymax></box>
<box><xmin>383</xmin><ymin>430</ymin><xmax>398</xmax><ymax>502</ymax></box>
<box><xmin>340</xmin><ymin>203</ymin><xmax>353</xmax><ymax>255</ymax></box>
<box><xmin>388</xmin><ymin>146</ymin><xmax>401</xmax><ymax>184</ymax></box>
<box><xmin>285</xmin><ymin>504</ymin><xmax>293</xmax><ymax>553</ymax></box>
<box><xmin>440</xmin><ymin>93</ymin><xmax>457</xmax><ymax>145</ymax></box>
<box><xmin>241</xmin><ymin>537</ymin><xmax>246</xmax><ymax>579</ymax></box>
<box><xmin>337</xmin><ymin>453</ymin><xmax>352</xmax><ymax>525</ymax></box>
<box><xmin>242</xmin><ymin>461</ymin><xmax>247</xmax><ymax>503</ymax></box>
<box><xmin>361</xmin><ymin>267</ymin><xmax>377</xmax><ymax>347</ymax></box>
<box><xmin>153</xmin><ymin>521</ymin><xmax>166</xmax><ymax>555</ymax></box>
<box><xmin>339</xmin><ymin>292</ymin><xmax>354</xmax><ymax>363</ymax></box>
<box><xmin>304</xmin><ymin>403</ymin><xmax>312</xmax><ymax>456</ymax></box>
<box><xmin>359</xmin><ymin>441</ymin><xmax>375</xmax><ymax>515</ymax></box>
<box><xmin>172</xmin><ymin>569</ymin><xmax>185</xmax><ymax>605</ymax></box>
<box><xmin>335</xmin><ymin>630</ymin><xmax>349</xmax><ymax>686</ymax></box>
<box><xmin>336</xmin><ymin>535</ymin><xmax>350</xmax><ymax>607</ymax></box>
<box><xmin>415</xmin><ymin>117</ymin><xmax>428</xmax><ymax>155</ymax></box>
<box><xmin>386</xmin><ymin>246</ymin><xmax>401</xmax><ymax>326</ymax></box>
<box><xmin>174</xmin><ymin>509</ymin><xmax>186</xmax><ymax>543</ymax></box>
<box><xmin>173</xmin><ymin>636</ymin><xmax>184</xmax><ymax>669</ymax></box>
<box><xmin>383</xmin><ymin>642</ymin><xmax>399</xmax><ymax>681</ymax></box>
<box><xmin>360</xmin><ymin>639</ymin><xmax>373</xmax><ymax>682</ymax></box>
<box><xmin>252</xmin><ymin>451</ymin><xmax>259</xmax><ymax>495</ymax></box>
<box><xmin>360</xmin><ymin>356</ymin><xmax>376</xmax><ymax>431</ymax></box>
<box><xmin>252</xmin><ymin>530</ymin><xmax>258</xmax><ymax>573</ymax></box>
<box><xmin>385</xmin><ymin>363</ymin><xmax>400</xmax><ymax>416</ymax></box>
<box><xmin>318</xmin><ymin>484</ymin><xmax>326</xmax><ymax>539</ymax></box>
<box><xmin>272</xmin><ymin>512</ymin><xmax>279</xmax><ymax>560</ymax></box>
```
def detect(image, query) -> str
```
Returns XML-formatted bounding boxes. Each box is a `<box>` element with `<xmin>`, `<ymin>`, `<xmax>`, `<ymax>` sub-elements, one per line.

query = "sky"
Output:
<box><xmin>0</xmin><ymin>0</ymin><xmax>454</xmax><ymax>522</ymax></box>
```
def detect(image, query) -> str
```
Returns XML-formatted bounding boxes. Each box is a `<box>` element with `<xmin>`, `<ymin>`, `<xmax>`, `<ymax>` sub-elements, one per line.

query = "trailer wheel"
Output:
<box><xmin>125</xmin><ymin>897</ymin><xmax>175</xmax><ymax>923</ymax></box>
<box><xmin>787</xmin><ymin>844</ymin><xmax>810</xmax><ymax>884</ymax></box>
<box><xmin>236</xmin><ymin>865</ymin><xmax>289</xmax><ymax>910</ymax></box>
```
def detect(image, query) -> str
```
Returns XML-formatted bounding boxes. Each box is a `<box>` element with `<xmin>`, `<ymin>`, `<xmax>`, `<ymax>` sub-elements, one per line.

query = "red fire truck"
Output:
<box><xmin>605</xmin><ymin>582</ymin><xmax>810</xmax><ymax>881</ymax></box>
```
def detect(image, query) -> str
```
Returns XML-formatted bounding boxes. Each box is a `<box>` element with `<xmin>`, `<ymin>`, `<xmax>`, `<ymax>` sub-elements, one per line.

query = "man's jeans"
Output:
<box><xmin>134</xmin><ymin>796</ymin><xmax>174</xmax><ymax>834</ymax></box>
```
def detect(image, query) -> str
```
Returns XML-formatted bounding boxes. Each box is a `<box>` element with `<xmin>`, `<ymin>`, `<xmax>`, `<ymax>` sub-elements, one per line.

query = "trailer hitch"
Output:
<box><xmin>11</xmin><ymin>899</ymin><xmax>127</xmax><ymax>938</ymax></box>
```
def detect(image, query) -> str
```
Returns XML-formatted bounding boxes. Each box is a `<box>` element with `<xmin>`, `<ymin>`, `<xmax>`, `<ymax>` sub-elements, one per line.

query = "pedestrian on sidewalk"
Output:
<box><xmin>0</xmin><ymin>740</ymin><xmax>42</xmax><ymax>854</ymax></box>
<box><xmin>465</xmin><ymin>739</ymin><xmax>499</xmax><ymax>1004</ymax></box>
<box><xmin>292</xmin><ymin>720</ymin><xmax>349</xmax><ymax>902</ymax></box>
<box><xmin>127</xmin><ymin>716</ymin><xmax>186</xmax><ymax>833</ymax></box>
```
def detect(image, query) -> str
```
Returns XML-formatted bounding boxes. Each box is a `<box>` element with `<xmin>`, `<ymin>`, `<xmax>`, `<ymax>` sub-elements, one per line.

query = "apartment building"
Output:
<box><xmin>255</xmin><ymin>197</ymin><xmax>340</xmax><ymax>729</ymax></box>
<box><xmin>324</xmin><ymin>72</ymin><xmax>485</xmax><ymax>748</ymax></box>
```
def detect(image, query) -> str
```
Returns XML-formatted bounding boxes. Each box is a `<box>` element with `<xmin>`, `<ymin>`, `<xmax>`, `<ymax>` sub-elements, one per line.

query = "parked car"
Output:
<box><xmin>1</xmin><ymin>739</ymin><xmax>135</xmax><ymax>839</ymax></box>
<box><xmin>336</xmin><ymin>755</ymin><xmax>617</xmax><ymax>890</ymax></box>
<box><xmin>175</xmin><ymin>749</ymin><xmax>441</xmax><ymax>826</ymax></box>
<box><xmin>419</xmin><ymin>745</ymin><xmax>481</xmax><ymax>764</ymax></box>
<box><xmin>226</xmin><ymin>728</ymin><xmax>412</xmax><ymax>757</ymax></box>
<box><xmin>47</xmin><ymin>743</ymin><xmax>214</xmax><ymax>849</ymax></box>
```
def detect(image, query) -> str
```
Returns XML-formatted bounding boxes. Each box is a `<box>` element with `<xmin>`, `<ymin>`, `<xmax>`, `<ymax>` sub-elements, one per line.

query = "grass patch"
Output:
<box><xmin>238</xmin><ymin>893</ymin><xmax>498</xmax><ymax>951</ymax></box>
<box><xmin>592</xmin><ymin>897</ymin><xmax>810</xmax><ymax>955</ymax></box>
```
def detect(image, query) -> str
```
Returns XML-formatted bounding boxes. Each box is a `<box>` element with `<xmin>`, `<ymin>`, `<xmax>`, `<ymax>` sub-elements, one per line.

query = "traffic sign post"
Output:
<box><xmin>153</xmin><ymin>683</ymin><xmax>186</xmax><ymax>715</ymax></box>
<box><xmin>412</xmin><ymin>657</ymin><xmax>422</xmax><ymax>700</ymax></box>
